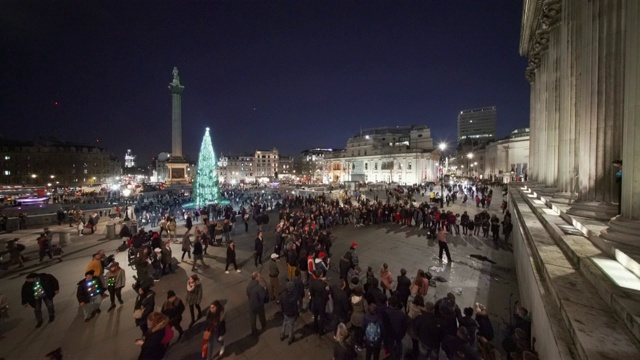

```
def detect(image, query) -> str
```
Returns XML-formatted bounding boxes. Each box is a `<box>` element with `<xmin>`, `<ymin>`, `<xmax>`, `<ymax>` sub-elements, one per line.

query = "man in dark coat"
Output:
<box><xmin>279</xmin><ymin>281</ymin><xmax>300</xmax><ymax>344</ymax></box>
<box><xmin>381</xmin><ymin>296</ymin><xmax>410</xmax><ymax>360</ymax></box>
<box><xmin>365</xmin><ymin>278</ymin><xmax>387</xmax><ymax>308</ymax></box>
<box><xmin>246</xmin><ymin>272</ymin><xmax>268</xmax><ymax>336</ymax></box>
<box><xmin>308</xmin><ymin>269</ymin><xmax>329</xmax><ymax>336</ymax></box>
<box><xmin>395</xmin><ymin>268</ymin><xmax>412</xmax><ymax>312</ymax></box>
<box><xmin>330</xmin><ymin>279</ymin><xmax>351</xmax><ymax>332</ymax></box>
<box><xmin>416</xmin><ymin>301</ymin><xmax>444</xmax><ymax>359</ymax></box>
<box><xmin>21</xmin><ymin>273</ymin><xmax>59</xmax><ymax>327</ymax></box>
<box><xmin>339</xmin><ymin>252</ymin><xmax>353</xmax><ymax>283</ymax></box>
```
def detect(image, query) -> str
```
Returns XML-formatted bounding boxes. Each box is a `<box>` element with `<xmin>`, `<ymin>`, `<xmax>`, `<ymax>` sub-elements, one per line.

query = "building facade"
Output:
<box><xmin>457</xmin><ymin>106</ymin><xmax>497</xmax><ymax>145</ymax></box>
<box><xmin>326</xmin><ymin>126</ymin><xmax>440</xmax><ymax>185</ymax></box>
<box><xmin>300</xmin><ymin>148</ymin><xmax>336</xmax><ymax>183</ymax></box>
<box><xmin>254</xmin><ymin>148</ymin><xmax>279</xmax><ymax>179</ymax></box>
<box><xmin>483</xmin><ymin>129</ymin><xmax>530</xmax><ymax>182</ymax></box>
<box><xmin>0</xmin><ymin>138</ymin><xmax>122</xmax><ymax>186</ymax></box>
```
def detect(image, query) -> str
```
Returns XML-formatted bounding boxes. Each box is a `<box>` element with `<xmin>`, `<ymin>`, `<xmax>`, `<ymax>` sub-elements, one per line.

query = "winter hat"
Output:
<box><xmin>167</xmin><ymin>290</ymin><xmax>176</xmax><ymax>298</ymax></box>
<box><xmin>350</xmin><ymin>242</ymin><xmax>358</xmax><ymax>248</ymax></box>
<box><xmin>270</xmin><ymin>253</ymin><xmax>278</xmax><ymax>260</ymax></box>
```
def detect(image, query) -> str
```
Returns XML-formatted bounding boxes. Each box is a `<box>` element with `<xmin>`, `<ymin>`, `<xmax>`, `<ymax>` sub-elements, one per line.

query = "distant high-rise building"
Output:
<box><xmin>124</xmin><ymin>149</ymin><xmax>136</xmax><ymax>168</ymax></box>
<box><xmin>457</xmin><ymin>106</ymin><xmax>497</xmax><ymax>145</ymax></box>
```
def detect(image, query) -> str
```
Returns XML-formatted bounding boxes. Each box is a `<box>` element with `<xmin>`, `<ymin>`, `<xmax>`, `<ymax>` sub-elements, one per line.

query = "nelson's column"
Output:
<box><xmin>166</xmin><ymin>66</ymin><xmax>189</xmax><ymax>184</ymax></box>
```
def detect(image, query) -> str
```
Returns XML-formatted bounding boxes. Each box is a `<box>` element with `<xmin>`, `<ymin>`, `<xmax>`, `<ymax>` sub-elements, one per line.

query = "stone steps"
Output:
<box><xmin>511</xmin><ymin>186</ymin><xmax>640</xmax><ymax>359</ymax></box>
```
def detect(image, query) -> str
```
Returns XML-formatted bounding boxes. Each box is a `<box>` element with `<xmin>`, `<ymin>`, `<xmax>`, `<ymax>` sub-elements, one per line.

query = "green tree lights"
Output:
<box><xmin>193</xmin><ymin>127</ymin><xmax>220</xmax><ymax>207</ymax></box>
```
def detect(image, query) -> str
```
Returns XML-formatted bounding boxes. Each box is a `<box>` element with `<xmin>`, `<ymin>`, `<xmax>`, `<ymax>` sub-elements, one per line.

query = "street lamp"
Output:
<box><xmin>438</xmin><ymin>143</ymin><xmax>448</xmax><ymax>190</ymax></box>
<box><xmin>466</xmin><ymin>153</ymin><xmax>474</xmax><ymax>177</ymax></box>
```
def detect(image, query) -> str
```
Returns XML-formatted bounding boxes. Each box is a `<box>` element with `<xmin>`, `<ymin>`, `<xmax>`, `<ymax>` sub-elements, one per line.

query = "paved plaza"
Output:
<box><xmin>0</xmin><ymin>189</ymin><xmax>518</xmax><ymax>359</ymax></box>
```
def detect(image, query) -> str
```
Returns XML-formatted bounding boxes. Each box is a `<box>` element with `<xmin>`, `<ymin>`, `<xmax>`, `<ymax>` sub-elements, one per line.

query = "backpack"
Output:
<box><xmin>365</xmin><ymin>319</ymin><xmax>381</xmax><ymax>345</ymax></box>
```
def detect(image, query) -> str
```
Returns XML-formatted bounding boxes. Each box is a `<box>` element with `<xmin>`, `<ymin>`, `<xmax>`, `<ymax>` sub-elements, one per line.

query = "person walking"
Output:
<box><xmin>224</xmin><ymin>240</ymin><xmax>241</xmax><ymax>273</ymax></box>
<box><xmin>161</xmin><ymin>290</ymin><xmax>185</xmax><ymax>340</ymax></box>
<box><xmin>181</xmin><ymin>231</ymin><xmax>192</xmax><ymax>261</ymax></box>
<box><xmin>134</xmin><ymin>285</ymin><xmax>156</xmax><ymax>334</ymax></box>
<box><xmin>77</xmin><ymin>270</ymin><xmax>103</xmax><ymax>324</ymax></box>
<box><xmin>191</xmin><ymin>238</ymin><xmax>208</xmax><ymax>271</ymax></box>
<box><xmin>254</xmin><ymin>231</ymin><xmax>264</xmax><ymax>267</ymax></box>
<box><xmin>37</xmin><ymin>233</ymin><xmax>53</xmax><ymax>263</ymax></box>
<box><xmin>186</xmin><ymin>274</ymin><xmax>203</xmax><ymax>327</ymax></box>
<box><xmin>106</xmin><ymin>262</ymin><xmax>125</xmax><ymax>311</ymax></box>
<box><xmin>202</xmin><ymin>300</ymin><xmax>226</xmax><ymax>359</ymax></box>
<box><xmin>437</xmin><ymin>227</ymin><xmax>452</xmax><ymax>263</ymax></box>
<box><xmin>246</xmin><ymin>272</ymin><xmax>268</xmax><ymax>336</ymax></box>
<box><xmin>135</xmin><ymin>311</ymin><xmax>169</xmax><ymax>360</ymax></box>
<box><xmin>279</xmin><ymin>281</ymin><xmax>299</xmax><ymax>344</ymax></box>
<box><xmin>21</xmin><ymin>273</ymin><xmax>59</xmax><ymax>328</ymax></box>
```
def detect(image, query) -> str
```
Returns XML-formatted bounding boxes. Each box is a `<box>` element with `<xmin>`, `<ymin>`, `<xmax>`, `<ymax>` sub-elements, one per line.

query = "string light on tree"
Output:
<box><xmin>193</xmin><ymin>127</ymin><xmax>220</xmax><ymax>208</ymax></box>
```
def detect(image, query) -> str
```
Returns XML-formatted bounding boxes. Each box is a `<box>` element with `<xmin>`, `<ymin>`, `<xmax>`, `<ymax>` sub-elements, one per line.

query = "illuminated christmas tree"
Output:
<box><xmin>193</xmin><ymin>127</ymin><xmax>220</xmax><ymax>207</ymax></box>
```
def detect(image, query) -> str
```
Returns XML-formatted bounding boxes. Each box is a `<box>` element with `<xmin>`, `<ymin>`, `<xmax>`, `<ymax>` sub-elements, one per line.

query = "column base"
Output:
<box><xmin>549</xmin><ymin>192</ymin><xmax>579</xmax><ymax>205</ymax></box>
<box><xmin>601</xmin><ymin>216</ymin><xmax>640</xmax><ymax>246</ymax></box>
<box><xmin>566</xmin><ymin>202</ymin><xmax>619</xmax><ymax>222</ymax></box>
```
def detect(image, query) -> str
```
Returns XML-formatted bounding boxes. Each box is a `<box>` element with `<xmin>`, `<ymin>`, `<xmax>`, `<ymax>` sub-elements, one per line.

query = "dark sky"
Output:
<box><xmin>0</xmin><ymin>0</ymin><xmax>529</xmax><ymax>164</ymax></box>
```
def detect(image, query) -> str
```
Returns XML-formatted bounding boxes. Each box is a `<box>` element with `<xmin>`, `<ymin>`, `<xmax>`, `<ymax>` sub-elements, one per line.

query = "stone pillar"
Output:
<box><xmin>621</xmin><ymin>0</ymin><xmax>640</xmax><ymax>221</ymax></box>
<box><xmin>169</xmin><ymin>67</ymin><xmax>185</xmax><ymax>159</ymax></box>
<box><xmin>601</xmin><ymin>0</ymin><xmax>640</xmax><ymax>242</ymax></box>
<box><xmin>576</xmin><ymin>0</ymin><xmax>624</xmax><ymax>203</ymax></box>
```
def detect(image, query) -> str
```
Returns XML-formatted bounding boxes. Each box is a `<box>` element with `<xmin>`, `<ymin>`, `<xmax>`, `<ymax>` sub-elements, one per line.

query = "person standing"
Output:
<box><xmin>186</xmin><ymin>274</ymin><xmax>203</xmax><ymax>327</ymax></box>
<box><xmin>395</xmin><ymin>268</ymin><xmax>412</xmax><ymax>312</ymax></box>
<box><xmin>379</xmin><ymin>263</ymin><xmax>393</xmax><ymax>297</ymax></box>
<box><xmin>246</xmin><ymin>272</ymin><xmax>268</xmax><ymax>336</ymax></box>
<box><xmin>76</xmin><ymin>270</ymin><xmax>103</xmax><ymax>324</ymax></box>
<box><xmin>309</xmin><ymin>269</ymin><xmax>329</xmax><ymax>336</ymax></box>
<box><xmin>106</xmin><ymin>262</ymin><xmax>125</xmax><ymax>311</ymax></box>
<box><xmin>161</xmin><ymin>290</ymin><xmax>185</xmax><ymax>340</ymax></box>
<box><xmin>350</xmin><ymin>286</ymin><xmax>367</xmax><ymax>351</ymax></box>
<box><xmin>279</xmin><ymin>281</ymin><xmax>299</xmax><ymax>344</ymax></box>
<box><xmin>254</xmin><ymin>231</ymin><xmax>264</xmax><ymax>267</ymax></box>
<box><xmin>161</xmin><ymin>240</ymin><xmax>174</xmax><ymax>274</ymax></box>
<box><xmin>202</xmin><ymin>300</ymin><xmax>226</xmax><ymax>359</ymax></box>
<box><xmin>363</xmin><ymin>303</ymin><xmax>383</xmax><ymax>360</ymax></box>
<box><xmin>437</xmin><ymin>227</ymin><xmax>452</xmax><ymax>263</ymax></box>
<box><xmin>21</xmin><ymin>273</ymin><xmax>59</xmax><ymax>328</ymax></box>
<box><xmin>191</xmin><ymin>238</ymin><xmax>207</xmax><ymax>271</ymax></box>
<box><xmin>268</xmin><ymin>253</ymin><xmax>281</xmax><ymax>303</ymax></box>
<box><xmin>225</xmin><ymin>240</ymin><xmax>241</xmax><ymax>273</ymax></box>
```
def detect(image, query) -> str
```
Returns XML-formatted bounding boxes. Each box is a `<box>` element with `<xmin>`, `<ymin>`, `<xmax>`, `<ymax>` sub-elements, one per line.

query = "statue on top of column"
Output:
<box><xmin>172</xmin><ymin>66</ymin><xmax>180</xmax><ymax>84</ymax></box>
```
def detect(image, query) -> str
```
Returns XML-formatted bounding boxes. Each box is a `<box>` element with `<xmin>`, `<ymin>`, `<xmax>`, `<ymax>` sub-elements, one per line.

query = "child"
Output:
<box><xmin>51</xmin><ymin>244</ymin><xmax>64</xmax><ymax>262</ymax></box>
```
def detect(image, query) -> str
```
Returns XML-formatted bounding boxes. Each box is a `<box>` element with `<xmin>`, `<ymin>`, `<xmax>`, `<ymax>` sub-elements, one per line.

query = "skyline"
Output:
<box><xmin>0</xmin><ymin>1</ymin><xmax>529</xmax><ymax>162</ymax></box>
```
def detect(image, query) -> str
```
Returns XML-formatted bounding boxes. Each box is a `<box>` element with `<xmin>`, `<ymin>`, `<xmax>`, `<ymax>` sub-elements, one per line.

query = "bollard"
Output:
<box><xmin>58</xmin><ymin>232</ymin><xmax>71</xmax><ymax>247</ymax></box>
<box><xmin>106</xmin><ymin>223</ymin><xmax>116</xmax><ymax>240</ymax></box>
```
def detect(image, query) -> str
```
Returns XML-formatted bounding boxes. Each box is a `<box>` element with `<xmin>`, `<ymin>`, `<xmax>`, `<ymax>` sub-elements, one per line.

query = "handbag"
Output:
<box><xmin>133</xmin><ymin>307</ymin><xmax>144</xmax><ymax>319</ymax></box>
<box><xmin>203</xmin><ymin>329</ymin><xmax>212</xmax><ymax>340</ymax></box>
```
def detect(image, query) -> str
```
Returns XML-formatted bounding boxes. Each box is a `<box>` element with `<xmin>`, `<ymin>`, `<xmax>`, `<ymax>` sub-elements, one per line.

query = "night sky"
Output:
<box><xmin>0</xmin><ymin>0</ymin><xmax>529</xmax><ymax>164</ymax></box>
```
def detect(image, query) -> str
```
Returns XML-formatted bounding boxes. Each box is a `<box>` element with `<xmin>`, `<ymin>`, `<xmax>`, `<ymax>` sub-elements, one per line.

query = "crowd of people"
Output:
<box><xmin>4</xmin><ymin>181</ymin><xmax>536</xmax><ymax>360</ymax></box>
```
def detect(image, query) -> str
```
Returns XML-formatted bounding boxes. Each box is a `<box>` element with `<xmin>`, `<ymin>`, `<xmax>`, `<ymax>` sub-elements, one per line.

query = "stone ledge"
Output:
<box><xmin>512</xmin><ymin>186</ymin><xmax>640</xmax><ymax>357</ymax></box>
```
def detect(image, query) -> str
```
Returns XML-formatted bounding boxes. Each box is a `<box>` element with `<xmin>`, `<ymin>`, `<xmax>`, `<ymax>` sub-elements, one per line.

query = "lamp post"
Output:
<box><xmin>439</xmin><ymin>143</ymin><xmax>448</xmax><ymax>192</ymax></box>
<box><xmin>466</xmin><ymin>153</ymin><xmax>474</xmax><ymax>178</ymax></box>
